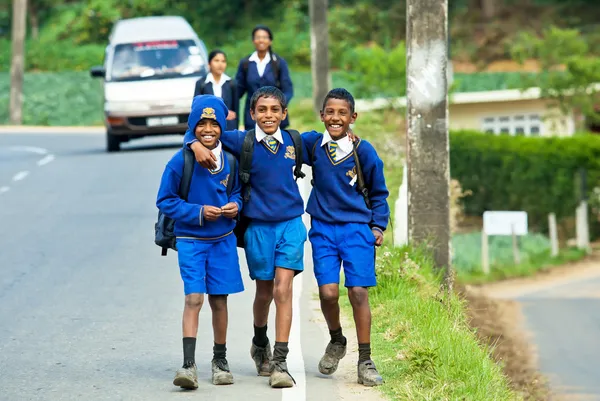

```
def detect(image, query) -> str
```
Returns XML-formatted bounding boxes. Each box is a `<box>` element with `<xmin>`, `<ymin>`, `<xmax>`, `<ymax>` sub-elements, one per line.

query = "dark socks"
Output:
<box><xmin>329</xmin><ymin>327</ymin><xmax>347</xmax><ymax>346</ymax></box>
<box><xmin>213</xmin><ymin>343</ymin><xmax>226</xmax><ymax>360</ymax></box>
<box><xmin>183</xmin><ymin>337</ymin><xmax>196</xmax><ymax>367</ymax></box>
<box><xmin>253</xmin><ymin>324</ymin><xmax>269</xmax><ymax>348</ymax></box>
<box><xmin>358</xmin><ymin>343</ymin><xmax>371</xmax><ymax>363</ymax></box>
<box><xmin>273</xmin><ymin>341</ymin><xmax>289</xmax><ymax>363</ymax></box>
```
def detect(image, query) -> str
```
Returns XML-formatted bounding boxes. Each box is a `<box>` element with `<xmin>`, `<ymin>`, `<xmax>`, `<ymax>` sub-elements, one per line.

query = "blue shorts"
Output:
<box><xmin>309</xmin><ymin>219</ymin><xmax>377</xmax><ymax>288</ymax></box>
<box><xmin>243</xmin><ymin>216</ymin><xmax>307</xmax><ymax>281</ymax></box>
<box><xmin>176</xmin><ymin>234</ymin><xmax>244</xmax><ymax>295</ymax></box>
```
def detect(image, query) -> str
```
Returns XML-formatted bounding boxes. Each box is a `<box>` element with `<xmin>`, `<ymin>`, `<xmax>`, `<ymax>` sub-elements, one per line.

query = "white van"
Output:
<box><xmin>90</xmin><ymin>16</ymin><xmax>208</xmax><ymax>152</ymax></box>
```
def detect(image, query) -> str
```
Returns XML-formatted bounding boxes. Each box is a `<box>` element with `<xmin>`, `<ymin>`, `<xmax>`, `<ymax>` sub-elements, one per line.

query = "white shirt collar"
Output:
<box><xmin>321</xmin><ymin>130</ymin><xmax>353</xmax><ymax>153</ymax></box>
<box><xmin>249</xmin><ymin>51</ymin><xmax>271</xmax><ymax>64</ymax></box>
<box><xmin>205</xmin><ymin>72</ymin><xmax>231</xmax><ymax>86</ymax></box>
<box><xmin>255</xmin><ymin>124</ymin><xmax>283</xmax><ymax>144</ymax></box>
<box><xmin>210</xmin><ymin>141</ymin><xmax>223</xmax><ymax>170</ymax></box>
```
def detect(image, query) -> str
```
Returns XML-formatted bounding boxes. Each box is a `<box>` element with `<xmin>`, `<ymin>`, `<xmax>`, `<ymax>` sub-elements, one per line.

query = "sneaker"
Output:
<box><xmin>357</xmin><ymin>360</ymin><xmax>383</xmax><ymax>387</ymax></box>
<box><xmin>212</xmin><ymin>358</ymin><xmax>234</xmax><ymax>385</ymax></box>
<box><xmin>250</xmin><ymin>340</ymin><xmax>272</xmax><ymax>376</ymax></box>
<box><xmin>269</xmin><ymin>361</ymin><xmax>296</xmax><ymax>388</ymax></box>
<box><xmin>318</xmin><ymin>342</ymin><xmax>347</xmax><ymax>375</ymax></box>
<box><xmin>173</xmin><ymin>363</ymin><xmax>198</xmax><ymax>389</ymax></box>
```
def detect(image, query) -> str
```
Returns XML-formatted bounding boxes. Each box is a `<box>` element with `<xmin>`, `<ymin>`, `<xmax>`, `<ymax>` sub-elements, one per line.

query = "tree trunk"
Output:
<box><xmin>28</xmin><ymin>0</ymin><xmax>38</xmax><ymax>39</ymax></box>
<box><xmin>10</xmin><ymin>0</ymin><xmax>27</xmax><ymax>125</ymax></box>
<box><xmin>480</xmin><ymin>0</ymin><xmax>495</xmax><ymax>20</ymax></box>
<box><xmin>406</xmin><ymin>0</ymin><xmax>452</xmax><ymax>288</ymax></box>
<box><xmin>309</xmin><ymin>0</ymin><xmax>330</xmax><ymax>116</ymax></box>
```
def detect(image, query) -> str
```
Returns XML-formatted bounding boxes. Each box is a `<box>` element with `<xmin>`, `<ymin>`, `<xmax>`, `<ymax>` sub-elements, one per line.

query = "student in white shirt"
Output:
<box><xmin>235</xmin><ymin>25</ymin><xmax>294</xmax><ymax>130</ymax></box>
<box><xmin>194</xmin><ymin>50</ymin><xmax>239</xmax><ymax>130</ymax></box>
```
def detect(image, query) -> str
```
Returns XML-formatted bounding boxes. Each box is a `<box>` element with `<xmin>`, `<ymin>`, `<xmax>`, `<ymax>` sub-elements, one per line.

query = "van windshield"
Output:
<box><xmin>108</xmin><ymin>40</ymin><xmax>206</xmax><ymax>82</ymax></box>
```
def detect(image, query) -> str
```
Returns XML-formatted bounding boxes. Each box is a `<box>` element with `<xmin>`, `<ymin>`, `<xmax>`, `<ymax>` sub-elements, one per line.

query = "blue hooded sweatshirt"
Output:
<box><xmin>156</xmin><ymin>95</ymin><xmax>242</xmax><ymax>240</ymax></box>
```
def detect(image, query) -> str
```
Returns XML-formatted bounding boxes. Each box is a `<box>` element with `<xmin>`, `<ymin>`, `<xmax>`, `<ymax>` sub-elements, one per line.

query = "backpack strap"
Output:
<box><xmin>225</xmin><ymin>151</ymin><xmax>236</xmax><ymax>197</ymax></box>
<box><xmin>180</xmin><ymin>148</ymin><xmax>195</xmax><ymax>201</ymax></box>
<box><xmin>270</xmin><ymin>53</ymin><xmax>281</xmax><ymax>88</ymax></box>
<box><xmin>242</xmin><ymin>54</ymin><xmax>281</xmax><ymax>89</ymax></box>
<box><xmin>352</xmin><ymin>140</ymin><xmax>372</xmax><ymax>210</ymax></box>
<box><xmin>309</xmin><ymin>138</ymin><xmax>319</xmax><ymax>187</ymax></box>
<box><xmin>239</xmin><ymin>129</ymin><xmax>255</xmax><ymax>202</ymax></box>
<box><xmin>286</xmin><ymin>129</ymin><xmax>305</xmax><ymax>181</ymax></box>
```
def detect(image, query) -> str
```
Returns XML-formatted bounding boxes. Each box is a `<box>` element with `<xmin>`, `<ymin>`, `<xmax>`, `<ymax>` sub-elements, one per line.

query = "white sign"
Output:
<box><xmin>483</xmin><ymin>211</ymin><xmax>528</xmax><ymax>236</ymax></box>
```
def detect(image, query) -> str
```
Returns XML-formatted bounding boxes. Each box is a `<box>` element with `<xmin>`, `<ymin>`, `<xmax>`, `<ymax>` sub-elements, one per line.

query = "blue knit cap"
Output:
<box><xmin>188</xmin><ymin>94</ymin><xmax>229</xmax><ymax>134</ymax></box>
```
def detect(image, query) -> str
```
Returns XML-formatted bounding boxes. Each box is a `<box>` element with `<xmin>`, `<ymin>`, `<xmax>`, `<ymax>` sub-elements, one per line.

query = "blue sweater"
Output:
<box><xmin>235</xmin><ymin>56</ymin><xmax>294</xmax><ymax>130</ymax></box>
<box><xmin>302</xmin><ymin>131</ymin><xmax>390</xmax><ymax>230</ymax></box>
<box><xmin>156</xmin><ymin>148</ymin><xmax>243</xmax><ymax>240</ymax></box>
<box><xmin>183</xmin><ymin>129</ymin><xmax>304</xmax><ymax>223</ymax></box>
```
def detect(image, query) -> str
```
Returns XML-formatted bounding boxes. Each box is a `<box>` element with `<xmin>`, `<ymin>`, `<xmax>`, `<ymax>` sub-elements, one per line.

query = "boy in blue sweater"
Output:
<box><xmin>156</xmin><ymin>95</ymin><xmax>244</xmax><ymax>390</ymax></box>
<box><xmin>302</xmin><ymin>88</ymin><xmax>390</xmax><ymax>387</ymax></box>
<box><xmin>183</xmin><ymin>87</ymin><xmax>305</xmax><ymax>388</ymax></box>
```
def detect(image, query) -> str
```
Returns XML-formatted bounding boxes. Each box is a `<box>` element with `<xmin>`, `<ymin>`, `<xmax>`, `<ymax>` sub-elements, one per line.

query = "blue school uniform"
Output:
<box><xmin>193</xmin><ymin>73</ymin><xmax>239</xmax><ymax>131</ymax></box>
<box><xmin>183</xmin><ymin>125</ymin><xmax>307</xmax><ymax>281</ymax></box>
<box><xmin>157</xmin><ymin>95</ymin><xmax>244</xmax><ymax>295</ymax></box>
<box><xmin>302</xmin><ymin>130</ymin><xmax>390</xmax><ymax>288</ymax></box>
<box><xmin>235</xmin><ymin>52</ymin><xmax>294</xmax><ymax>130</ymax></box>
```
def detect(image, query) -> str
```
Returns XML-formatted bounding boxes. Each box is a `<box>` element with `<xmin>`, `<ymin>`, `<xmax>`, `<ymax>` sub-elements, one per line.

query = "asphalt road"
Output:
<box><xmin>516</xmin><ymin>273</ymin><xmax>600</xmax><ymax>401</ymax></box>
<box><xmin>0</xmin><ymin>132</ymin><xmax>368</xmax><ymax>401</ymax></box>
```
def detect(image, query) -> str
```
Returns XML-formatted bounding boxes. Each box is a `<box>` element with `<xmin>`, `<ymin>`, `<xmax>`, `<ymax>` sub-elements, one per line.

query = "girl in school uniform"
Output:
<box><xmin>235</xmin><ymin>25</ymin><xmax>294</xmax><ymax>130</ymax></box>
<box><xmin>194</xmin><ymin>50</ymin><xmax>239</xmax><ymax>130</ymax></box>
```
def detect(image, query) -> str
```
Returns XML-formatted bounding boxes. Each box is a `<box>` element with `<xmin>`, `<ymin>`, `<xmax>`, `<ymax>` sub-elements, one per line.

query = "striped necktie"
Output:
<box><xmin>329</xmin><ymin>142</ymin><xmax>338</xmax><ymax>161</ymax></box>
<box><xmin>266</xmin><ymin>136</ymin><xmax>278</xmax><ymax>152</ymax></box>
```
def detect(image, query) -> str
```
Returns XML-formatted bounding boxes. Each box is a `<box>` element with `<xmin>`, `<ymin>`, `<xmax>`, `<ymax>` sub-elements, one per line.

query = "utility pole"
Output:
<box><xmin>406</xmin><ymin>0</ymin><xmax>452</xmax><ymax>287</ymax></box>
<box><xmin>309</xmin><ymin>0</ymin><xmax>330</xmax><ymax>115</ymax></box>
<box><xmin>10</xmin><ymin>0</ymin><xmax>27</xmax><ymax>125</ymax></box>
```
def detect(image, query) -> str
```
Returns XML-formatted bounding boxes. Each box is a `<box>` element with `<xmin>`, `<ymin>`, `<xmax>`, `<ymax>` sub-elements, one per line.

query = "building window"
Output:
<box><xmin>481</xmin><ymin>114</ymin><xmax>543</xmax><ymax>136</ymax></box>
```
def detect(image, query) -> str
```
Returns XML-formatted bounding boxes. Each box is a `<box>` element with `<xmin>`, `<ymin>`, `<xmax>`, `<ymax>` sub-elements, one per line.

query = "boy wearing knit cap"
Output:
<box><xmin>156</xmin><ymin>95</ymin><xmax>244</xmax><ymax>389</ymax></box>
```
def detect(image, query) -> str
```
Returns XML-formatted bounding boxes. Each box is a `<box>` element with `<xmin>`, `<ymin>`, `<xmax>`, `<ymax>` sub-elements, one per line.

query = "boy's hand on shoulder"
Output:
<box><xmin>221</xmin><ymin>202</ymin><xmax>239</xmax><ymax>218</ymax></box>
<box><xmin>372</xmin><ymin>228</ymin><xmax>384</xmax><ymax>247</ymax></box>
<box><xmin>347</xmin><ymin>127</ymin><xmax>360</xmax><ymax>142</ymax></box>
<box><xmin>203</xmin><ymin>205</ymin><xmax>222</xmax><ymax>221</ymax></box>
<box><xmin>190</xmin><ymin>141</ymin><xmax>218</xmax><ymax>170</ymax></box>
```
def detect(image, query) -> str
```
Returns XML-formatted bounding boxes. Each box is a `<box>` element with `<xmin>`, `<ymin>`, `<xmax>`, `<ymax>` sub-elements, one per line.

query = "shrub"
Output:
<box><xmin>449</xmin><ymin>130</ymin><xmax>600</xmax><ymax>236</ymax></box>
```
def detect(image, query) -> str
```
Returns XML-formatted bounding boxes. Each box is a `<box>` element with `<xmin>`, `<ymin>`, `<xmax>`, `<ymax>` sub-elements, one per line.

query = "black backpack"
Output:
<box><xmin>310</xmin><ymin>138</ymin><xmax>372</xmax><ymax>209</ymax></box>
<box><xmin>242</xmin><ymin>53</ymin><xmax>281</xmax><ymax>88</ymax></box>
<box><xmin>155</xmin><ymin>148</ymin><xmax>237</xmax><ymax>256</ymax></box>
<box><xmin>233</xmin><ymin>129</ymin><xmax>305</xmax><ymax>248</ymax></box>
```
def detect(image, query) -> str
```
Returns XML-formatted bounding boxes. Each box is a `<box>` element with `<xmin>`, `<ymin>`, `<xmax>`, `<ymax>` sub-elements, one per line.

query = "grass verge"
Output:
<box><xmin>457</xmin><ymin>247</ymin><xmax>587</xmax><ymax>285</ymax></box>
<box><xmin>339</xmin><ymin>245</ymin><xmax>518</xmax><ymax>400</ymax></box>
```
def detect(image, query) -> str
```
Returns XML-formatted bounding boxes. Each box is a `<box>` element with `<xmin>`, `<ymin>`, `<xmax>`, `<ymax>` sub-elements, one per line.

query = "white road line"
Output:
<box><xmin>282</xmin><ymin>167</ymin><xmax>312</xmax><ymax>401</ymax></box>
<box><xmin>37</xmin><ymin>154</ymin><xmax>55</xmax><ymax>166</ymax></box>
<box><xmin>8</xmin><ymin>146</ymin><xmax>48</xmax><ymax>155</ymax></box>
<box><xmin>282</xmin><ymin>269</ymin><xmax>307</xmax><ymax>401</ymax></box>
<box><xmin>12</xmin><ymin>171</ymin><xmax>29</xmax><ymax>181</ymax></box>
<box><xmin>0</xmin><ymin>186</ymin><xmax>10</xmax><ymax>194</ymax></box>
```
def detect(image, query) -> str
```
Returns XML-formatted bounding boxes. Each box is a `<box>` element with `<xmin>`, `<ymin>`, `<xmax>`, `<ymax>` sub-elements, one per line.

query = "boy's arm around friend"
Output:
<box><xmin>183</xmin><ymin>129</ymin><xmax>245</xmax><ymax>169</ymax></box>
<box><xmin>156</xmin><ymin>151</ymin><xmax>204</xmax><ymax>226</ymax></box>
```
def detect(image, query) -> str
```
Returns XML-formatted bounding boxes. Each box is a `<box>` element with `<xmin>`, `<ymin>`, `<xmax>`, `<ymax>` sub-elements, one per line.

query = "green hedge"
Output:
<box><xmin>450</xmin><ymin>130</ymin><xmax>600</xmax><ymax>234</ymax></box>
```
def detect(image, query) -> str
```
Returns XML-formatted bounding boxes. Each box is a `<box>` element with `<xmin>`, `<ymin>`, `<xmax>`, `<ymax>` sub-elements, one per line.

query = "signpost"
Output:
<box><xmin>482</xmin><ymin>211</ymin><xmax>528</xmax><ymax>274</ymax></box>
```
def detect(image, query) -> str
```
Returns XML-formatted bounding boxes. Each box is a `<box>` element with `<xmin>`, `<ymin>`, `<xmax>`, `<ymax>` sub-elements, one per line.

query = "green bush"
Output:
<box><xmin>449</xmin><ymin>130</ymin><xmax>600</xmax><ymax>234</ymax></box>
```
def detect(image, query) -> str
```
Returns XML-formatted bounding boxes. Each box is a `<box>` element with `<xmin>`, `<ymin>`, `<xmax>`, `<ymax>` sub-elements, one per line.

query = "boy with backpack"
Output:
<box><xmin>183</xmin><ymin>86</ymin><xmax>306</xmax><ymax>389</ymax></box>
<box><xmin>302</xmin><ymin>88</ymin><xmax>390</xmax><ymax>387</ymax></box>
<box><xmin>156</xmin><ymin>95</ymin><xmax>244</xmax><ymax>389</ymax></box>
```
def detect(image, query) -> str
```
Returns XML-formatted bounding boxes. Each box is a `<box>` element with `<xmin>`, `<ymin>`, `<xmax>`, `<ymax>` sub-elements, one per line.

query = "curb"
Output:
<box><xmin>0</xmin><ymin>126</ymin><xmax>105</xmax><ymax>134</ymax></box>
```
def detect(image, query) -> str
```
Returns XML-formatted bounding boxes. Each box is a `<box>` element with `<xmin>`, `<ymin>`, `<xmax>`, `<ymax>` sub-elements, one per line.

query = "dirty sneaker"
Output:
<box><xmin>211</xmin><ymin>358</ymin><xmax>234</xmax><ymax>385</ymax></box>
<box><xmin>269</xmin><ymin>361</ymin><xmax>296</xmax><ymax>388</ymax></box>
<box><xmin>173</xmin><ymin>363</ymin><xmax>198</xmax><ymax>389</ymax></box>
<box><xmin>318</xmin><ymin>342</ymin><xmax>347</xmax><ymax>375</ymax></box>
<box><xmin>357</xmin><ymin>360</ymin><xmax>383</xmax><ymax>386</ymax></box>
<box><xmin>250</xmin><ymin>340</ymin><xmax>272</xmax><ymax>376</ymax></box>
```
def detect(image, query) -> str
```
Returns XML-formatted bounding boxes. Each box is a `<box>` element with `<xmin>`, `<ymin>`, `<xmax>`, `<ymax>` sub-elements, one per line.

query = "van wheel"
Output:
<box><xmin>106</xmin><ymin>131</ymin><xmax>120</xmax><ymax>152</ymax></box>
